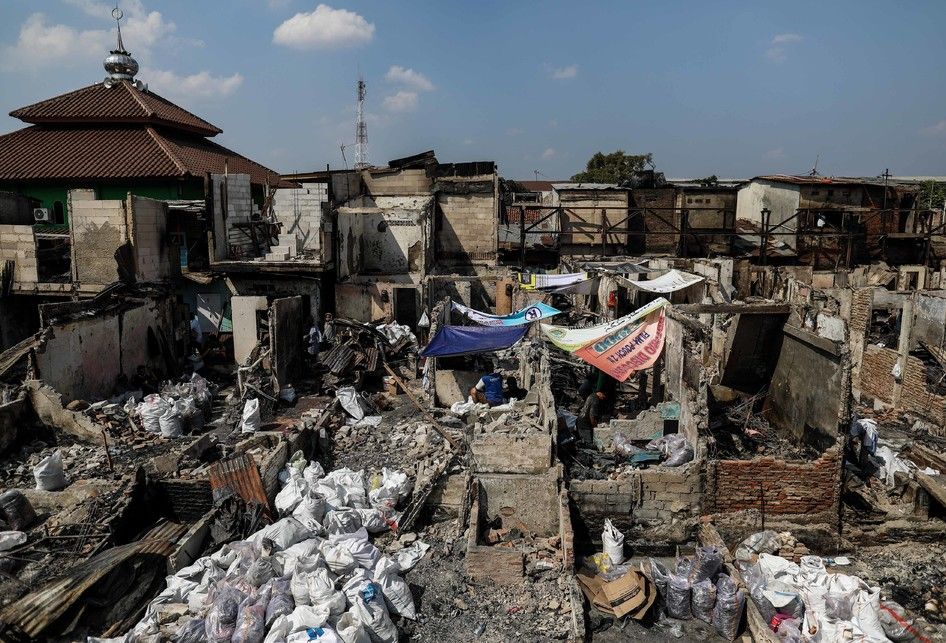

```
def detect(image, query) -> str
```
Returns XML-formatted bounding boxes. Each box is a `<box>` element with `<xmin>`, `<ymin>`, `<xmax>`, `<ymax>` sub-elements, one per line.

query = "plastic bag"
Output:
<box><xmin>286</xmin><ymin>627</ymin><xmax>343</xmax><ymax>643</ymax></box>
<box><xmin>276</xmin><ymin>540</ymin><xmax>323</xmax><ymax>578</ymax></box>
<box><xmin>327</xmin><ymin>528</ymin><xmax>379</xmax><ymax>571</ymax></box>
<box><xmin>33</xmin><ymin>450</ymin><xmax>68</xmax><ymax>491</ymax></box>
<box><xmin>776</xmin><ymin>617</ymin><xmax>803</xmax><ymax>643</ymax></box>
<box><xmin>372</xmin><ymin>556</ymin><xmax>416</xmax><ymax>620</ymax></box>
<box><xmin>336</xmin><ymin>387</ymin><xmax>366</xmax><ymax>421</ymax></box>
<box><xmin>734</xmin><ymin>530</ymin><xmax>780</xmax><ymax>562</ymax></box>
<box><xmin>159</xmin><ymin>400</ymin><xmax>184</xmax><ymax>438</ymax></box>
<box><xmin>666</xmin><ymin>574</ymin><xmax>692</xmax><ymax>619</ymax></box>
<box><xmin>324</xmin><ymin>509</ymin><xmax>362</xmax><ymax>536</ymax></box>
<box><xmin>291</xmin><ymin>555</ymin><xmax>325</xmax><ymax>606</ymax></box>
<box><xmin>248</xmin><ymin>517</ymin><xmax>313</xmax><ymax>550</ymax></box>
<box><xmin>266</xmin><ymin>578</ymin><xmax>295</xmax><ymax>628</ymax></box>
<box><xmin>664</xmin><ymin>440</ymin><xmax>694</xmax><ymax>467</ymax></box>
<box><xmin>232</xmin><ymin>589</ymin><xmax>268</xmax><ymax>643</ymax></box>
<box><xmin>602</xmin><ymin>518</ymin><xmax>624</xmax><ymax>566</ymax></box>
<box><xmin>241</xmin><ymin>398</ymin><xmax>261</xmax><ymax>433</ymax></box>
<box><xmin>321</xmin><ymin>541</ymin><xmax>356</xmax><ymax>575</ymax></box>
<box><xmin>357</xmin><ymin>508</ymin><xmax>389</xmax><ymax>534</ymax></box>
<box><xmin>691</xmin><ymin>578</ymin><xmax>716</xmax><ymax>623</ymax></box>
<box><xmin>395</xmin><ymin>540</ymin><xmax>430</xmax><ymax>573</ymax></box>
<box><xmin>303</xmin><ymin>461</ymin><xmax>327</xmax><ymax>487</ymax></box>
<box><xmin>612</xmin><ymin>433</ymin><xmax>642</xmax><ymax>457</ymax></box>
<box><xmin>690</xmin><ymin>545</ymin><xmax>722</xmax><ymax>583</ymax></box>
<box><xmin>676</xmin><ymin>556</ymin><xmax>693</xmax><ymax>578</ymax></box>
<box><xmin>350</xmin><ymin>582</ymin><xmax>397</xmax><ymax>643</ymax></box>
<box><xmin>0</xmin><ymin>490</ymin><xmax>36</xmax><ymax>531</ymax></box>
<box><xmin>276</xmin><ymin>477</ymin><xmax>308</xmax><ymax>516</ymax></box>
<box><xmin>246</xmin><ymin>556</ymin><xmax>278</xmax><ymax>587</ymax></box>
<box><xmin>279</xmin><ymin>385</ymin><xmax>297</xmax><ymax>403</ymax></box>
<box><xmin>0</xmin><ymin>531</ymin><xmax>27</xmax><ymax>552</ymax></box>
<box><xmin>139</xmin><ymin>394</ymin><xmax>167</xmax><ymax>434</ymax></box>
<box><xmin>712</xmin><ymin>574</ymin><xmax>745</xmax><ymax>641</ymax></box>
<box><xmin>306</xmin><ymin>567</ymin><xmax>346</xmax><ymax>620</ymax></box>
<box><xmin>589</xmin><ymin>553</ymin><xmax>612</xmax><ymax>574</ymax></box>
<box><xmin>173</xmin><ymin>618</ymin><xmax>207</xmax><ymax>643</ymax></box>
<box><xmin>336</xmin><ymin>611</ymin><xmax>371</xmax><ymax>643</ymax></box>
<box><xmin>648</xmin><ymin>558</ymin><xmax>671</xmax><ymax>598</ymax></box>
<box><xmin>293</xmin><ymin>491</ymin><xmax>328</xmax><ymax>525</ymax></box>
<box><xmin>205</xmin><ymin>586</ymin><xmax>243</xmax><ymax>643</ymax></box>
<box><xmin>878</xmin><ymin>600</ymin><xmax>917</xmax><ymax>642</ymax></box>
<box><xmin>824</xmin><ymin>591</ymin><xmax>853</xmax><ymax>622</ymax></box>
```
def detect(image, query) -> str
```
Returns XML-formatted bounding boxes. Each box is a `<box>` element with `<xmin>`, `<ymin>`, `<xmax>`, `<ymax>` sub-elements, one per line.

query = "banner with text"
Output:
<box><xmin>574</xmin><ymin>308</ymin><xmax>667</xmax><ymax>382</ymax></box>
<box><xmin>539</xmin><ymin>297</ymin><xmax>668</xmax><ymax>352</ymax></box>
<box><xmin>451</xmin><ymin>300</ymin><xmax>561</xmax><ymax>326</ymax></box>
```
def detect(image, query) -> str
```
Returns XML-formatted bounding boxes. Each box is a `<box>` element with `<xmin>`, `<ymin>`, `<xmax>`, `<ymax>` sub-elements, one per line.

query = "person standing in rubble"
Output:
<box><xmin>322</xmin><ymin>312</ymin><xmax>335</xmax><ymax>347</ymax></box>
<box><xmin>577</xmin><ymin>368</ymin><xmax>618</xmax><ymax>440</ymax></box>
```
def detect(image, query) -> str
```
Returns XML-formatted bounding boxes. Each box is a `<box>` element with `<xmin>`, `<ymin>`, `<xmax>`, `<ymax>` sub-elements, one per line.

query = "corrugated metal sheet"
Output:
<box><xmin>209</xmin><ymin>453</ymin><xmax>272</xmax><ymax>519</ymax></box>
<box><xmin>0</xmin><ymin>537</ymin><xmax>175</xmax><ymax>641</ymax></box>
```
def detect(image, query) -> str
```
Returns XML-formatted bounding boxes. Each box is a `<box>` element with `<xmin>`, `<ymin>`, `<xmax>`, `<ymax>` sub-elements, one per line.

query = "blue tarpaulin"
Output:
<box><xmin>420</xmin><ymin>325</ymin><xmax>528</xmax><ymax>357</ymax></box>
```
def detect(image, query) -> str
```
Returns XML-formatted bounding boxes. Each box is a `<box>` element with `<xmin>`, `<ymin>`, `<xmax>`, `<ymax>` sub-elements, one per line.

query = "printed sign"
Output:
<box><xmin>451</xmin><ymin>300</ymin><xmax>560</xmax><ymax>327</ymax></box>
<box><xmin>540</xmin><ymin>298</ymin><xmax>668</xmax><ymax>352</ymax></box>
<box><xmin>574</xmin><ymin>309</ymin><xmax>667</xmax><ymax>382</ymax></box>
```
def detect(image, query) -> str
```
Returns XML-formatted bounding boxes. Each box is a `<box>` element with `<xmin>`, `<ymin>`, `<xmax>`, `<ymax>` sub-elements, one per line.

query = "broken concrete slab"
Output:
<box><xmin>26</xmin><ymin>380</ymin><xmax>106</xmax><ymax>445</ymax></box>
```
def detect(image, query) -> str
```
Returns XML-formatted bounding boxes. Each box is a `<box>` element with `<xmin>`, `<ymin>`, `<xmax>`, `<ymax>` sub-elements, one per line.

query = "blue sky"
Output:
<box><xmin>1</xmin><ymin>0</ymin><xmax>945</xmax><ymax>180</ymax></box>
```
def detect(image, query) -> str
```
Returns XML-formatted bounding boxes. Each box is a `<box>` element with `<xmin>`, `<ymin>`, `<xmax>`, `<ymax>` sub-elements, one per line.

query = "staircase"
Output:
<box><xmin>264</xmin><ymin>233</ymin><xmax>300</xmax><ymax>261</ymax></box>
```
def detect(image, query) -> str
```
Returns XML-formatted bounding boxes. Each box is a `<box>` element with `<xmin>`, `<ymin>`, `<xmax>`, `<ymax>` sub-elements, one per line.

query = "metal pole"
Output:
<box><xmin>519</xmin><ymin>205</ymin><xmax>526</xmax><ymax>268</ymax></box>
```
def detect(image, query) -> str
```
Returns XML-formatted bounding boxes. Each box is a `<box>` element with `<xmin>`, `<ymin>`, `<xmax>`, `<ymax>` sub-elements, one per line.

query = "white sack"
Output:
<box><xmin>241</xmin><ymin>398</ymin><xmax>261</xmax><ymax>433</ymax></box>
<box><xmin>248</xmin><ymin>517</ymin><xmax>313</xmax><ymax>550</ymax></box>
<box><xmin>33</xmin><ymin>450</ymin><xmax>68</xmax><ymax>491</ymax></box>
<box><xmin>602</xmin><ymin>518</ymin><xmax>625</xmax><ymax>566</ymax></box>
<box><xmin>373</xmin><ymin>556</ymin><xmax>416</xmax><ymax>620</ymax></box>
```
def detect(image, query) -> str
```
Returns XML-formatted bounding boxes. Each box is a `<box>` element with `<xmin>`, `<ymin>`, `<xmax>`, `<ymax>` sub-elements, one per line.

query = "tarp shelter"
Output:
<box><xmin>451</xmin><ymin>301</ymin><xmax>561</xmax><ymax>326</ymax></box>
<box><xmin>625</xmin><ymin>269</ymin><xmax>703</xmax><ymax>293</ymax></box>
<box><xmin>420</xmin><ymin>325</ymin><xmax>528</xmax><ymax>357</ymax></box>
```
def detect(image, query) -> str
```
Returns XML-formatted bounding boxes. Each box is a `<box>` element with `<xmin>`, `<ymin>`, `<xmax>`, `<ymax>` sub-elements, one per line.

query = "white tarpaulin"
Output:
<box><xmin>540</xmin><ymin>297</ymin><xmax>669</xmax><ymax>352</ymax></box>
<box><xmin>626</xmin><ymin>269</ymin><xmax>704</xmax><ymax>293</ymax></box>
<box><xmin>518</xmin><ymin>271</ymin><xmax>587</xmax><ymax>291</ymax></box>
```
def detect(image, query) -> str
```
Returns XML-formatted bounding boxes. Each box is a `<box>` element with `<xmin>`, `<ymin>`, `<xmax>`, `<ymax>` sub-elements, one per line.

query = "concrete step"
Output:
<box><xmin>276</xmin><ymin>236</ymin><xmax>299</xmax><ymax>257</ymax></box>
<box><xmin>264</xmin><ymin>250</ymin><xmax>290</xmax><ymax>261</ymax></box>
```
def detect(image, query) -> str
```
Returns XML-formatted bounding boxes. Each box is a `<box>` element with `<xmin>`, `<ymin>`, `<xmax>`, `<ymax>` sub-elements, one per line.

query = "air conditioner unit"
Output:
<box><xmin>33</xmin><ymin>207</ymin><xmax>51</xmax><ymax>222</ymax></box>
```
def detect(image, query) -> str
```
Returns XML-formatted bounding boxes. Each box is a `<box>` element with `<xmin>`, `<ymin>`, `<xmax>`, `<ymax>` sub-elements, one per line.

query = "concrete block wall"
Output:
<box><xmin>0</xmin><ymin>224</ymin><xmax>38</xmax><ymax>284</ymax></box>
<box><xmin>706</xmin><ymin>440</ymin><xmax>842</xmax><ymax>520</ymax></box>
<box><xmin>570</xmin><ymin>464</ymin><xmax>701</xmax><ymax>538</ymax></box>
<box><xmin>860</xmin><ymin>344</ymin><xmax>946</xmax><ymax>429</ymax></box>
<box><xmin>211</xmin><ymin>174</ymin><xmax>256</xmax><ymax>259</ymax></box>
<box><xmin>130</xmin><ymin>195</ymin><xmax>170</xmax><ymax>282</ymax></box>
<box><xmin>436</xmin><ymin>193</ymin><xmax>497</xmax><ymax>264</ymax></box>
<box><xmin>273</xmin><ymin>181</ymin><xmax>327</xmax><ymax>254</ymax></box>
<box><xmin>470</xmin><ymin>433</ymin><xmax>553</xmax><ymax>474</ymax></box>
<box><xmin>70</xmin><ymin>198</ymin><xmax>127</xmax><ymax>285</ymax></box>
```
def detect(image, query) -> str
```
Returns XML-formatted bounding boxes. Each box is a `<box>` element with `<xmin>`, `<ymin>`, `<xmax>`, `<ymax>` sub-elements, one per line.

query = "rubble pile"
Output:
<box><xmin>855</xmin><ymin>541</ymin><xmax>946</xmax><ymax>624</ymax></box>
<box><xmin>321</xmin><ymin>320</ymin><xmax>417</xmax><ymax>392</ymax></box>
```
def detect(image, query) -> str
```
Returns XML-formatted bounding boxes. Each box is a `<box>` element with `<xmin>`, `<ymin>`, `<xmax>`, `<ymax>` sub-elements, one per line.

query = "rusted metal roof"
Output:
<box><xmin>0</xmin><ymin>537</ymin><xmax>176</xmax><ymax>641</ymax></box>
<box><xmin>10</xmin><ymin>81</ymin><xmax>221</xmax><ymax>136</ymax></box>
<box><xmin>209</xmin><ymin>453</ymin><xmax>273</xmax><ymax>519</ymax></box>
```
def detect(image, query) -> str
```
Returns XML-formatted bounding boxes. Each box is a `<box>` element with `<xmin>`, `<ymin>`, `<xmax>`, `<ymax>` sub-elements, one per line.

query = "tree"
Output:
<box><xmin>698</xmin><ymin>175</ymin><xmax>719</xmax><ymax>187</ymax></box>
<box><xmin>570</xmin><ymin>150</ymin><xmax>653</xmax><ymax>184</ymax></box>
<box><xmin>917</xmin><ymin>181</ymin><xmax>946</xmax><ymax>211</ymax></box>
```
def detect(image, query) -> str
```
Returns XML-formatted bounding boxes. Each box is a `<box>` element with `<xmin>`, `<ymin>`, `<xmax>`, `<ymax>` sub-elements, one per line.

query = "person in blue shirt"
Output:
<box><xmin>470</xmin><ymin>372</ymin><xmax>506</xmax><ymax>406</ymax></box>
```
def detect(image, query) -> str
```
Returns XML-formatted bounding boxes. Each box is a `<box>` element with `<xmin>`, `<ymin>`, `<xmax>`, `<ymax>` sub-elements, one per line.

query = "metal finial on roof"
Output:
<box><xmin>103</xmin><ymin>4</ymin><xmax>139</xmax><ymax>87</ymax></box>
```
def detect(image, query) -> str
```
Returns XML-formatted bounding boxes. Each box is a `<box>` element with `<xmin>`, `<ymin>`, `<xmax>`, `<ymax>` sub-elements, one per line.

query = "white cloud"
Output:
<box><xmin>921</xmin><ymin>120</ymin><xmax>946</xmax><ymax>136</ymax></box>
<box><xmin>771</xmin><ymin>33</ymin><xmax>803</xmax><ymax>44</ymax></box>
<box><xmin>462</xmin><ymin>138</ymin><xmax>474</xmax><ymax>145</ymax></box>
<box><xmin>385</xmin><ymin>65</ymin><xmax>434</xmax><ymax>92</ymax></box>
<box><xmin>549</xmin><ymin>64</ymin><xmax>578</xmax><ymax>80</ymax></box>
<box><xmin>382</xmin><ymin>91</ymin><xmax>418</xmax><ymax>113</ymax></box>
<box><xmin>141</xmin><ymin>68</ymin><xmax>244</xmax><ymax>101</ymax></box>
<box><xmin>766</xmin><ymin>33</ymin><xmax>803</xmax><ymax>62</ymax></box>
<box><xmin>541</xmin><ymin>147</ymin><xmax>557</xmax><ymax>160</ymax></box>
<box><xmin>506</xmin><ymin>127</ymin><xmax>524</xmax><ymax>136</ymax></box>
<box><xmin>1</xmin><ymin>2</ymin><xmax>193</xmax><ymax>73</ymax></box>
<box><xmin>1</xmin><ymin>13</ymin><xmax>107</xmax><ymax>71</ymax></box>
<box><xmin>273</xmin><ymin>4</ymin><xmax>374</xmax><ymax>50</ymax></box>
<box><xmin>764</xmin><ymin>147</ymin><xmax>786</xmax><ymax>159</ymax></box>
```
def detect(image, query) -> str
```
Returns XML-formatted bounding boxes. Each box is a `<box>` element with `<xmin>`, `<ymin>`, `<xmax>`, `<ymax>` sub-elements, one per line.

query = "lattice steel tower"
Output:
<box><xmin>354</xmin><ymin>77</ymin><xmax>369</xmax><ymax>169</ymax></box>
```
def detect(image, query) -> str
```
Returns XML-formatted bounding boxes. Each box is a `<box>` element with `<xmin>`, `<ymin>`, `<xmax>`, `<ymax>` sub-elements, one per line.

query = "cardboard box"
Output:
<box><xmin>576</xmin><ymin>569</ymin><xmax>657</xmax><ymax>620</ymax></box>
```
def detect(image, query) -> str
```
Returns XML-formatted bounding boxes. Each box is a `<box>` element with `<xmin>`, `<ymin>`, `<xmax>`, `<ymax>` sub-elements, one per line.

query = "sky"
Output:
<box><xmin>1</xmin><ymin>0</ymin><xmax>945</xmax><ymax>180</ymax></box>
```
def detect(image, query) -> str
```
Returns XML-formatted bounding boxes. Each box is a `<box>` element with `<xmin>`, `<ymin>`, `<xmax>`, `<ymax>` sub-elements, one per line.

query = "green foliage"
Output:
<box><xmin>697</xmin><ymin>175</ymin><xmax>719</xmax><ymax>187</ymax></box>
<box><xmin>917</xmin><ymin>181</ymin><xmax>946</xmax><ymax>210</ymax></box>
<box><xmin>570</xmin><ymin>150</ymin><xmax>653</xmax><ymax>184</ymax></box>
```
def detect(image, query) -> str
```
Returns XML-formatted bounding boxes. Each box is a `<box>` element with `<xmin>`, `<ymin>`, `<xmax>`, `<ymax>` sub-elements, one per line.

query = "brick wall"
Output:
<box><xmin>0</xmin><ymin>224</ymin><xmax>38</xmax><ymax>284</ymax></box>
<box><xmin>705</xmin><ymin>440</ymin><xmax>842</xmax><ymax>520</ymax></box>
<box><xmin>570</xmin><ymin>464</ymin><xmax>701</xmax><ymax>538</ymax></box>
<box><xmin>273</xmin><ymin>182</ymin><xmax>326</xmax><ymax>253</ymax></box>
<box><xmin>435</xmin><ymin>192</ymin><xmax>497</xmax><ymax>265</ymax></box>
<box><xmin>158</xmin><ymin>478</ymin><xmax>214</xmax><ymax>522</ymax></box>
<box><xmin>632</xmin><ymin>188</ymin><xmax>678</xmax><ymax>252</ymax></box>
<box><xmin>849</xmin><ymin>287</ymin><xmax>872</xmax><ymax>385</ymax></box>
<box><xmin>470</xmin><ymin>433</ymin><xmax>552</xmax><ymax>474</ymax></box>
<box><xmin>861</xmin><ymin>344</ymin><xmax>946</xmax><ymax>427</ymax></box>
<box><xmin>70</xmin><ymin>198</ymin><xmax>126</xmax><ymax>285</ymax></box>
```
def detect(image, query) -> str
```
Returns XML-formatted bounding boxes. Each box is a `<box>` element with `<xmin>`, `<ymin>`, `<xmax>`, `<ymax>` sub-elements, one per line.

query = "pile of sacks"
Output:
<box><xmin>647</xmin><ymin>546</ymin><xmax>745</xmax><ymax>641</ymax></box>
<box><xmin>134</xmin><ymin>374</ymin><xmax>214</xmax><ymax>439</ymax></box>
<box><xmin>735</xmin><ymin>530</ymin><xmax>906</xmax><ymax>642</ymax></box>
<box><xmin>107</xmin><ymin>459</ymin><xmax>429</xmax><ymax>643</ymax></box>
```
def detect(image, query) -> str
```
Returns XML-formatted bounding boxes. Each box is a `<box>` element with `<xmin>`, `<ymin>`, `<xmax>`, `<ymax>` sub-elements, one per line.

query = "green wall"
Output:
<box><xmin>0</xmin><ymin>179</ymin><xmax>205</xmax><ymax>224</ymax></box>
